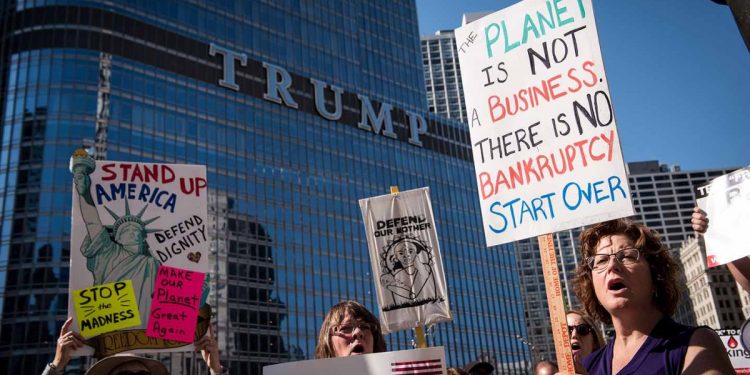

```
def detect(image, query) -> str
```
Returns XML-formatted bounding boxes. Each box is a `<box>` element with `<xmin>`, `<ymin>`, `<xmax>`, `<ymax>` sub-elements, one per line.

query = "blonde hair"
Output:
<box><xmin>314</xmin><ymin>300</ymin><xmax>386</xmax><ymax>358</ymax></box>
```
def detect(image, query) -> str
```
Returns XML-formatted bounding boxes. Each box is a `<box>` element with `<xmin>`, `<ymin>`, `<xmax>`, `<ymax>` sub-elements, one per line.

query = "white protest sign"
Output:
<box><xmin>359</xmin><ymin>188</ymin><xmax>451</xmax><ymax>333</ymax></box>
<box><xmin>263</xmin><ymin>347</ymin><xmax>446</xmax><ymax>375</ymax></box>
<box><xmin>696</xmin><ymin>166</ymin><xmax>750</xmax><ymax>267</ymax></box>
<box><xmin>716</xmin><ymin>329</ymin><xmax>750</xmax><ymax>374</ymax></box>
<box><xmin>67</xmin><ymin>150</ymin><xmax>211</xmax><ymax>356</ymax></box>
<box><xmin>455</xmin><ymin>0</ymin><xmax>633</xmax><ymax>246</ymax></box>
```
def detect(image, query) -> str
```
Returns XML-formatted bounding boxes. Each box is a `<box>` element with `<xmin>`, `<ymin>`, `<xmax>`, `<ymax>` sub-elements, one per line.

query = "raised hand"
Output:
<box><xmin>52</xmin><ymin>317</ymin><xmax>86</xmax><ymax>369</ymax></box>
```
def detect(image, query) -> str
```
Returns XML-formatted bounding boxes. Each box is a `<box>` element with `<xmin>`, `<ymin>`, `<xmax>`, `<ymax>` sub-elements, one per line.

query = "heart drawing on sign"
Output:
<box><xmin>187</xmin><ymin>252</ymin><xmax>202</xmax><ymax>263</ymax></box>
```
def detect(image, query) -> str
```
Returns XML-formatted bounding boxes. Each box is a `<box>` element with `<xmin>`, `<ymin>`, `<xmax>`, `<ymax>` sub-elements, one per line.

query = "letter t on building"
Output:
<box><xmin>209</xmin><ymin>43</ymin><xmax>248</xmax><ymax>91</ymax></box>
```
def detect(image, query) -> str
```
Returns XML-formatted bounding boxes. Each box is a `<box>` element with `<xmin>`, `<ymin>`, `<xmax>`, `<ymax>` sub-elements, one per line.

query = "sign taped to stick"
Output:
<box><xmin>359</xmin><ymin>187</ymin><xmax>451</xmax><ymax>333</ymax></box>
<box><xmin>455</xmin><ymin>0</ymin><xmax>633</xmax><ymax>246</ymax></box>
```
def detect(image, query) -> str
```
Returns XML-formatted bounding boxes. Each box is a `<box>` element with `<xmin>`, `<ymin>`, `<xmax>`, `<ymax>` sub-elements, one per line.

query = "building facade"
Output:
<box><xmin>0</xmin><ymin>1</ymin><xmax>531</xmax><ymax>374</ymax></box>
<box><xmin>514</xmin><ymin>161</ymin><xmax>736</xmax><ymax>362</ymax></box>
<box><xmin>680</xmin><ymin>236</ymin><xmax>750</xmax><ymax>329</ymax></box>
<box><xmin>421</xmin><ymin>30</ymin><xmax>466</xmax><ymax>122</ymax></box>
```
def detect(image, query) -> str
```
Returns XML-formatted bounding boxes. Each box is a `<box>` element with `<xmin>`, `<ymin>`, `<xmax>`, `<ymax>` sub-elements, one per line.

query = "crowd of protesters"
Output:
<box><xmin>46</xmin><ymin>214</ymin><xmax>744</xmax><ymax>374</ymax></box>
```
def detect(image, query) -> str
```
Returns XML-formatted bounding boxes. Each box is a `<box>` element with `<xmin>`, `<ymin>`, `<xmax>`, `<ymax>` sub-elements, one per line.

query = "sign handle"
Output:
<box><xmin>390</xmin><ymin>185</ymin><xmax>428</xmax><ymax>349</ymax></box>
<box><xmin>538</xmin><ymin>233</ymin><xmax>575</xmax><ymax>373</ymax></box>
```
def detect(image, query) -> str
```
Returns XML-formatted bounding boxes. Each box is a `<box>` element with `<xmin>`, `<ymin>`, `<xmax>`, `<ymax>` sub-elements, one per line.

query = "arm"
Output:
<box><xmin>195</xmin><ymin>325</ymin><xmax>226</xmax><ymax>374</ymax></box>
<box><xmin>45</xmin><ymin>317</ymin><xmax>86</xmax><ymax>374</ymax></box>
<box><xmin>682</xmin><ymin>327</ymin><xmax>735</xmax><ymax>375</ymax></box>
<box><xmin>73</xmin><ymin>167</ymin><xmax>105</xmax><ymax>239</ymax></box>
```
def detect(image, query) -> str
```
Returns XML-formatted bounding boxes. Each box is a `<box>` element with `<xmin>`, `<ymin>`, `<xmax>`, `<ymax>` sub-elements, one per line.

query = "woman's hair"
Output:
<box><xmin>566</xmin><ymin>309</ymin><xmax>605</xmax><ymax>350</ymax></box>
<box><xmin>574</xmin><ymin>219</ymin><xmax>680</xmax><ymax>324</ymax></box>
<box><xmin>314</xmin><ymin>300</ymin><xmax>386</xmax><ymax>359</ymax></box>
<box><xmin>447</xmin><ymin>368</ymin><xmax>468</xmax><ymax>375</ymax></box>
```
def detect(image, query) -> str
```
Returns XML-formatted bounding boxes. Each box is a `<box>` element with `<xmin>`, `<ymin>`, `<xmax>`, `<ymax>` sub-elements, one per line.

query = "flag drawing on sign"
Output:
<box><xmin>391</xmin><ymin>358</ymin><xmax>443</xmax><ymax>375</ymax></box>
<box><xmin>379</xmin><ymin>234</ymin><xmax>439</xmax><ymax>311</ymax></box>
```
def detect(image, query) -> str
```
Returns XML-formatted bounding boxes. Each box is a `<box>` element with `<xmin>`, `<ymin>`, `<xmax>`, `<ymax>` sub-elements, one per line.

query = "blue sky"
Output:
<box><xmin>416</xmin><ymin>0</ymin><xmax>749</xmax><ymax>171</ymax></box>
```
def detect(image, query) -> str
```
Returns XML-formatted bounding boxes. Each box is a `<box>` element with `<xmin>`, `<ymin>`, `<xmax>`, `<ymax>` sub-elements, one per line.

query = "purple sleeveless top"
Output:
<box><xmin>583</xmin><ymin>317</ymin><xmax>698</xmax><ymax>375</ymax></box>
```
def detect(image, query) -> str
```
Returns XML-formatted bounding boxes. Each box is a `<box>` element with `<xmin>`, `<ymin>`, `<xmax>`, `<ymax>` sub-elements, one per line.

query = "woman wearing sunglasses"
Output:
<box><xmin>566</xmin><ymin>310</ymin><xmax>604</xmax><ymax>373</ymax></box>
<box><xmin>314</xmin><ymin>300</ymin><xmax>387</xmax><ymax>358</ymax></box>
<box><xmin>573</xmin><ymin>219</ymin><xmax>732</xmax><ymax>374</ymax></box>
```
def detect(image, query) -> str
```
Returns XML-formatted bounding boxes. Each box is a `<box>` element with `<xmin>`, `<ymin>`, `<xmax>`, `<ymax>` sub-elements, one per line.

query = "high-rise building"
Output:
<box><xmin>514</xmin><ymin>161</ymin><xmax>736</xmax><ymax>362</ymax></box>
<box><xmin>0</xmin><ymin>1</ymin><xmax>530</xmax><ymax>374</ymax></box>
<box><xmin>680</xmin><ymin>236</ymin><xmax>750</xmax><ymax>329</ymax></box>
<box><xmin>421</xmin><ymin>30</ymin><xmax>466</xmax><ymax>122</ymax></box>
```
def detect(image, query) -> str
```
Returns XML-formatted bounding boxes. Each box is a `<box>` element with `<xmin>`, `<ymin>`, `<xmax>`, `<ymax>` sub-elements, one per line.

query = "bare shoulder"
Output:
<box><xmin>682</xmin><ymin>327</ymin><xmax>735</xmax><ymax>375</ymax></box>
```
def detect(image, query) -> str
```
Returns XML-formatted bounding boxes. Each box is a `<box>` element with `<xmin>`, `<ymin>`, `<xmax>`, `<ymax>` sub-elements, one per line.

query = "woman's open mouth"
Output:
<box><xmin>350</xmin><ymin>344</ymin><xmax>365</xmax><ymax>355</ymax></box>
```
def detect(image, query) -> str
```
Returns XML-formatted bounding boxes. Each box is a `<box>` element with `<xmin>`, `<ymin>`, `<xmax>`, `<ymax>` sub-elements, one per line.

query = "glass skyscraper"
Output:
<box><xmin>0</xmin><ymin>1</ymin><xmax>530</xmax><ymax>373</ymax></box>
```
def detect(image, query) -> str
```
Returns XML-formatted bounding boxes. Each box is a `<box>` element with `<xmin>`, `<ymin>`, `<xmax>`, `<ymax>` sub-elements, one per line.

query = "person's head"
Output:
<box><xmin>314</xmin><ymin>300</ymin><xmax>386</xmax><ymax>359</ymax></box>
<box><xmin>447</xmin><ymin>368</ymin><xmax>469</xmax><ymax>375</ymax></box>
<box><xmin>567</xmin><ymin>309</ymin><xmax>604</xmax><ymax>365</ymax></box>
<box><xmin>85</xmin><ymin>355</ymin><xmax>168</xmax><ymax>375</ymax></box>
<box><xmin>574</xmin><ymin>219</ymin><xmax>680</xmax><ymax>324</ymax></box>
<box><xmin>533</xmin><ymin>360</ymin><xmax>558</xmax><ymax>375</ymax></box>
<box><xmin>465</xmin><ymin>361</ymin><xmax>494</xmax><ymax>375</ymax></box>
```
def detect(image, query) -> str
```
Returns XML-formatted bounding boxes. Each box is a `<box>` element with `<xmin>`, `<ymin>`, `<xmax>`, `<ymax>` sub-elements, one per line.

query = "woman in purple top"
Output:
<box><xmin>573</xmin><ymin>219</ymin><xmax>733</xmax><ymax>374</ymax></box>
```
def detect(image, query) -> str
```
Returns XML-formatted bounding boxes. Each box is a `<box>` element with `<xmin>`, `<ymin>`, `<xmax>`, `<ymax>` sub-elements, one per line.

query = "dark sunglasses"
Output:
<box><xmin>568</xmin><ymin>323</ymin><xmax>592</xmax><ymax>336</ymax></box>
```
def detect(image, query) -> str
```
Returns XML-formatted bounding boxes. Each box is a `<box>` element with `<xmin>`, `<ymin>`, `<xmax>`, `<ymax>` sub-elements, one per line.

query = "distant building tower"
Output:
<box><xmin>421</xmin><ymin>30</ymin><xmax>467</xmax><ymax>122</ymax></box>
<box><xmin>681</xmin><ymin>236</ymin><xmax>749</xmax><ymax>329</ymax></box>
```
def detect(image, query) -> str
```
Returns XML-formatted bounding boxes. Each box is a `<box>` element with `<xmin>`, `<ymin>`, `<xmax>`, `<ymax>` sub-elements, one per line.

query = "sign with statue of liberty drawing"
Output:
<box><xmin>359</xmin><ymin>187</ymin><xmax>452</xmax><ymax>334</ymax></box>
<box><xmin>67</xmin><ymin>149</ymin><xmax>211</xmax><ymax>356</ymax></box>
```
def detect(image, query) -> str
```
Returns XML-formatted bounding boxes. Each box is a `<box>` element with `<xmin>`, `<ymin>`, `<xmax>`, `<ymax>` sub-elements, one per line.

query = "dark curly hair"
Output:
<box><xmin>573</xmin><ymin>219</ymin><xmax>680</xmax><ymax>325</ymax></box>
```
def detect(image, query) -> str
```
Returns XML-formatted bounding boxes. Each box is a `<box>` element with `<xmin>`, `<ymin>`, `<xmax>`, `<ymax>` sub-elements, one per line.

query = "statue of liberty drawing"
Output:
<box><xmin>70</xmin><ymin>149</ymin><xmax>161</xmax><ymax>329</ymax></box>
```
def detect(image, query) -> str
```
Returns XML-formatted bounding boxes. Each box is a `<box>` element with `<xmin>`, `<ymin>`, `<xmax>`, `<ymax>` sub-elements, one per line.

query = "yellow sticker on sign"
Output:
<box><xmin>73</xmin><ymin>280</ymin><xmax>142</xmax><ymax>338</ymax></box>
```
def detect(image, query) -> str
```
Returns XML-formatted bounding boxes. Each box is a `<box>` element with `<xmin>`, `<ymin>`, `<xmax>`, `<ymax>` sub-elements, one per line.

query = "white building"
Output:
<box><xmin>681</xmin><ymin>236</ymin><xmax>750</xmax><ymax>329</ymax></box>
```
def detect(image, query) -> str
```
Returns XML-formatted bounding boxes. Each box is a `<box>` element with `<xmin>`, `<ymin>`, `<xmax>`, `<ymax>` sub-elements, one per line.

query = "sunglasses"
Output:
<box><xmin>568</xmin><ymin>323</ymin><xmax>592</xmax><ymax>336</ymax></box>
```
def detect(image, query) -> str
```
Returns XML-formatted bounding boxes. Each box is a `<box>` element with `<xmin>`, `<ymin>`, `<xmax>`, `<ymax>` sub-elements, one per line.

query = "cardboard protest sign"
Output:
<box><xmin>359</xmin><ymin>187</ymin><xmax>451</xmax><ymax>334</ymax></box>
<box><xmin>73</xmin><ymin>280</ymin><xmax>141</xmax><ymax>338</ymax></box>
<box><xmin>147</xmin><ymin>265</ymin><xmax>206</xmax><ymax>343</ymax></box>
<box><xmin>455</xmin><ymin>0</ymin><xmax>633</xmax><ymax>246</ymax></box>
<box><xmin>263</xmin><ymin>347</ymin><xmax>446</xmax><ymax>375</ymax></box>
<box><xmin>67</xmin><ymin>149</ymin><xmax>211</xmax><ymax>356</ymax></box>
<box><xmin>696</xmin><ymin>166</ymin><xmax>750</xmax><ymax>267</ymax></box>
<box><xmin>716</xmin><ymin>329</ymin><xmax>750</xmax><ymax>374</ymax></box>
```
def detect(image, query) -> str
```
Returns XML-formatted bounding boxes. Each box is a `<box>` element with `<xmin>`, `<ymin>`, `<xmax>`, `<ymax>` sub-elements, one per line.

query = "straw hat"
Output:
<box><xmin>85</xmin><ymin>354</ymin><xmax>168</xmax><ymax>375</ymax></box>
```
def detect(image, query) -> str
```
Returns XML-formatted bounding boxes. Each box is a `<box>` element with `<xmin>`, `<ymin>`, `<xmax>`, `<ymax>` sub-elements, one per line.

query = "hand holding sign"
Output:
<box><xmin>194</xmin><ymin>325</ymin><xmax>223</xmax><ymax>373</ymax></box>
<box><xmin>52</xmin><ymin>317</ymin><xmax>86</xmax><ymax>370</ymax></box>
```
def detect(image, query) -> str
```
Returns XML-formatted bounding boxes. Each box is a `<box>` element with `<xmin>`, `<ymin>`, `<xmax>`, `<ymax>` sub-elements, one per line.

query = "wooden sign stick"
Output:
<box><xmin>390</xmin><ymin>185</ymin><xmax>427</xmax><ymax>349</ymax></box>
<box><xmin>538</xmin><ymin>233</ymin><xmax>575</xmax><ymax>373</ymax></box>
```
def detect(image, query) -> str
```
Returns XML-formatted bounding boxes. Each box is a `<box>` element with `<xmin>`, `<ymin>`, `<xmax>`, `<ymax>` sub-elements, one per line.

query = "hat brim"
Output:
<box><xmin>85</xmin><ymin>354</ymin><xmax>168</xmax><ymax>375</ymax></box>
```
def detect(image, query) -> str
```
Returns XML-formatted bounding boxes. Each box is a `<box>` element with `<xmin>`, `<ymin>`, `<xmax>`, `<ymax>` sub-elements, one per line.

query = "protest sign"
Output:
<box><xmin>717</xmin><ymin>329</ymin><xmax>750</xmax><ymax>374</ymax></box>
<box><xmin>455</xmin><ymin>0</ymin><xmax>633</xmax><ymax>246</ymax></box>
<box><xmin>359</xmin><ymin>187</ymin><xmax>451</xmax><ymax>334</ymax></box>
<box><xmin>696</xmin><ymin>166</ymin><xmax>750</xmax><ymax>267</ymax></box>
<box><xmin>147</xmin><ymin>265</ymin><xmax>206</xmax><ymax>343</ymax></box>
<box><xmin>263</xmin><ymin>347</ymin><xmax>446</xmax><ymax>375</ymax></box>
<box><xmin>67</xmin><ymin>149</ymin><xmax>211</xmax><ymax>356</ymax></box>
<box><xmin>73</xmin><ymin>280</ymin><xmax>141</xmax><ymax>338</ymax></box>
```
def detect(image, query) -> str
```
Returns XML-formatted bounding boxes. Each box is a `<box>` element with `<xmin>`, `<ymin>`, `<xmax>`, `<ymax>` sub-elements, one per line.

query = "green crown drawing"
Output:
<box><xmin>104</xmin><ymin>199</ymin><xmax>160</xmax><ymax>235</ymax></box>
